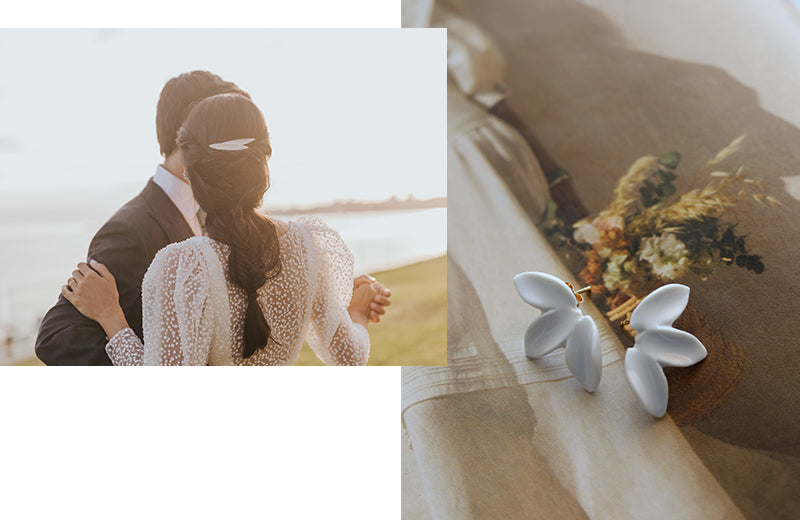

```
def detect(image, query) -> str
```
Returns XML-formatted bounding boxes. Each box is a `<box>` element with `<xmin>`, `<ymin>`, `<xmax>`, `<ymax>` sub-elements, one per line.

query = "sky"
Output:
<box><xmin>0</xmin><ymin>28</ymin><xmax>446</xmax><ymax>208</ymax></box>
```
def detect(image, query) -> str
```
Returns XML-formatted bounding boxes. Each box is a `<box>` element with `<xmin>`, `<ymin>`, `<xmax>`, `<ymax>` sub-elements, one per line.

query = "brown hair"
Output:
<box><xmin>156</xmin><ymin>71</ymin><xmax>250</xmax><ymax>157</ymax></box>
<box><xmin>176</xmin><ymin>93</ymin><xmax>280</xmax><ymax>358</ymax></box>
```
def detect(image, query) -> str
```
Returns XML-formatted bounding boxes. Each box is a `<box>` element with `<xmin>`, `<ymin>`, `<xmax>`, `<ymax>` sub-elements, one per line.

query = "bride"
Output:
<box><xmin>62</xmin><ymin>93</ymin><xmax>388</xmax><ymax>365</ymax></box>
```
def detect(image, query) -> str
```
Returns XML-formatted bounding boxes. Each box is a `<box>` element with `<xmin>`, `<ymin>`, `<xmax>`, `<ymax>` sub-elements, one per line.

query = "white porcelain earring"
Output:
<box><xmin>514</xmin><ymin>272</ymin><xmax>602</xmax><ymax>392</ymax></box>
<box><xmin>623</xmin><ymin>284</ymin><xmax>707</xmax><ymax>418</ymax></box>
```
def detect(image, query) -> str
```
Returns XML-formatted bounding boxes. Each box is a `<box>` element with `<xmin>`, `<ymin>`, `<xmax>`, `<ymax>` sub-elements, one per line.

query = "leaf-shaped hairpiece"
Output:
<box><xmin>208</xmin><ymin>138</ymin><xmax>255</xmax><ymax>151</ymax></box>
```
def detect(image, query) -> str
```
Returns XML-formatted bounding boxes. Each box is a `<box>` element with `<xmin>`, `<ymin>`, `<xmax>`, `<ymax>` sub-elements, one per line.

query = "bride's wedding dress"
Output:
<box><xmin>105</xmin><ymin>216</ymin><xmax>369</xmax><ymax>365</ymax></box>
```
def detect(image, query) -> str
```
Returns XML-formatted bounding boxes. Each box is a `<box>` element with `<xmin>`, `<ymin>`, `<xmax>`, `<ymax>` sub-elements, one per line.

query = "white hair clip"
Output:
<box><xmin>624</xmin><ymin>284</ymin><xmax>707</xmax><ymax>418</ymax></box>
<box><xmin>208</xmin><ymin>138</ymin><xmax>255</xmax><ymax>151</ymax></box>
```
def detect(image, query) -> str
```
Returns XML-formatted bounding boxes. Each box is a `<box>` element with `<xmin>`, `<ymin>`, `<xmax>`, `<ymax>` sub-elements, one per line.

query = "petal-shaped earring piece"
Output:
<box><xmin>524</xmin><ymin>307</ymin><xmax>582</xmax><ymax>357</ymax></box>
<box><xmin>514</xmin><ymin>272</ymin><xmax>601</xmax><ymax>392</ymax></box>
<box><xmin>623</xmin><ymin>284</ymin><xmax>707</xmax><ymax>418</ymax></box>
<box><xmin>565</xmin><ymin>316</ymin><xmax>602</xmax><ymax>393</ymax></box>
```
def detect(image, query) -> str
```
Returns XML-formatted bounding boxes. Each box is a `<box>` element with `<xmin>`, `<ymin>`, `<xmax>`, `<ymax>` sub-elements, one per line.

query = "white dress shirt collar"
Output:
<box><xmin>152</xmin><ymin>164</ymin><xmax>204</xmax><ymax>237</ymax></box>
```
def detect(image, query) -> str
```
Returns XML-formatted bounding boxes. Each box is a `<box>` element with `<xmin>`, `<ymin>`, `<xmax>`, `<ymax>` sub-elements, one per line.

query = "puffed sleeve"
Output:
<box><xmin>297</xmin><ymin>216</ymin><xmax>370</xmax><ymax>366</ymax></box>
<box><xmin>105</xmin><ymin>242</ymin><xmax>213</xmax><ymax>365</ymax></box>
<box><xmin>433</xmin><ymin>1</ymin><xmax>508</xmax><ymax>107</ymax></box>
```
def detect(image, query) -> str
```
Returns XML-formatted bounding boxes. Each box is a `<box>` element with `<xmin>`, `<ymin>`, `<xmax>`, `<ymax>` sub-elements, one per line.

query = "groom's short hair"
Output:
<box><xmin>156</xmin><ymin>70</ymin><xmax>250</xmax><ymax>157</ymax></box>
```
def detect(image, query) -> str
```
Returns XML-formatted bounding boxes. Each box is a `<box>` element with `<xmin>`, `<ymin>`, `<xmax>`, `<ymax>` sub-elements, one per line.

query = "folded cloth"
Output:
<box><xmin>402</xmin><ymin>126</ymin><xmax>744</xmax><ymax>518</ymax></box>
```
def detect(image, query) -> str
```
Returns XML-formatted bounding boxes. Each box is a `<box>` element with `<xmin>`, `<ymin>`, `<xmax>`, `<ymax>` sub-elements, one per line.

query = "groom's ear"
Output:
<box><xmin>156</xmin><ymin>70</ymin><xmax>251</xmax><ymax>158</ymax></box>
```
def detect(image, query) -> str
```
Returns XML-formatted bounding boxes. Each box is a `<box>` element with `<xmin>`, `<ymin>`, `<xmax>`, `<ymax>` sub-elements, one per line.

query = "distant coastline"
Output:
<box><xmin>264</xmin><ymin>195</ymin><xmax>447</xmax><ymax>216</ymax></box>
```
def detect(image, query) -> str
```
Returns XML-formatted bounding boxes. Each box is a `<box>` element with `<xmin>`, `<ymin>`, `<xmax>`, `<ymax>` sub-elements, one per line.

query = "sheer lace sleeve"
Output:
<box><xmin>105</xmin><ymin>241</ymin><xmax>213</xmax><ymax>365</ymax></box>
<box><xmin>297</xmin><ymin>216</ymin><xmax>370</xmax><ymax>366</ymax></box>
<box><xmin>105</xmin><ymin>328</ymin><xmax>143</xmax><ymax>365</ymax></box>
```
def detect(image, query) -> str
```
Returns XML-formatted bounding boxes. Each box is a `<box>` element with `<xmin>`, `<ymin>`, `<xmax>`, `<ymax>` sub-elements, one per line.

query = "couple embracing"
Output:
<box><xmin>35</xmin><ymin>71</ymin><xmax>391</xmax><ymax>366</ymax></box>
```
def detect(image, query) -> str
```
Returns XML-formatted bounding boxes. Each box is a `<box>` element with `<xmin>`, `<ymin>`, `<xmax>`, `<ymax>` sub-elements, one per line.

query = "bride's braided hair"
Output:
<box><xmin>176</xmin><ymin>93</ymin><xmax>281</xmax><ymax>359</ymax></box>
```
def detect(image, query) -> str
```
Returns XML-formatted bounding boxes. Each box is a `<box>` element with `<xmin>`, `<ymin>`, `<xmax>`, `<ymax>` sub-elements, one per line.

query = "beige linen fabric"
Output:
<box><xmin>404</xmin><ymin>0</ymin><xmax>508</xmax><ymax>107</ymax></box>
<box><xmin>402</xmin><ymin>111</ymin><xmax>744</xmax><ymax>518</ymax></box>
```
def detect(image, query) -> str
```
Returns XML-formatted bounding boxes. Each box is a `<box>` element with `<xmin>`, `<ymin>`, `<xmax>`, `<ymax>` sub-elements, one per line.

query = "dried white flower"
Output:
<box><xmin>574</xmin><ymin>222</ymin><xmax>600</xmax><ymax>244</ymax></box>
<box><xmin>638</xmin><ymin>233</ymin><xmax>690</xmax><ymax>279</ymax></box>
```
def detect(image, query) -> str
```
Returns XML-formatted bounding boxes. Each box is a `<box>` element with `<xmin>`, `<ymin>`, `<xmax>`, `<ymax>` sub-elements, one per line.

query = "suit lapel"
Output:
<box><xmin>141</xmin><ymin>178</ymin><xmax>195</xmax><ymax>244</ymax></box>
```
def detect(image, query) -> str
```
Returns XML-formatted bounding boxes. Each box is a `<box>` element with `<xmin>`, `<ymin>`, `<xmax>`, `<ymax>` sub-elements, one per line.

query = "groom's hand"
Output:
<box><xmin>353</xmin><ymin>274</ymin><xmax>391</xmax><ymax>323</ymax></box>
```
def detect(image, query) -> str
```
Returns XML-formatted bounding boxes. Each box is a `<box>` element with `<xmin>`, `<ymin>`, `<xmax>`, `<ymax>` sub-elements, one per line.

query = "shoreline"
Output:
<box><xmin>266</xmin><ymin>196</ymin><xmax>446</xmax><ymax>216</ymax></box>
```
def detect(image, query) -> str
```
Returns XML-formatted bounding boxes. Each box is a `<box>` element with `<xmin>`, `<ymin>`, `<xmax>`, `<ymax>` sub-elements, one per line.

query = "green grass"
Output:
<box><xmin>295</xmin><ymin>255</ymin><xmax>447</xmax><ymax>366</ymax></box>
<box><xmin>17</xmin><ymin>255</ymin><xmax>447</xmax><ymax>367</ymax></box>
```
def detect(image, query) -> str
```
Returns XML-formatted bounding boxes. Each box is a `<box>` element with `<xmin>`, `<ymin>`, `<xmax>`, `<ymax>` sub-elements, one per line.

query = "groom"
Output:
<box><xmin>35</xmin><ymin>71</ymin><xmax>389</xmax><ymax>365</ymax></box>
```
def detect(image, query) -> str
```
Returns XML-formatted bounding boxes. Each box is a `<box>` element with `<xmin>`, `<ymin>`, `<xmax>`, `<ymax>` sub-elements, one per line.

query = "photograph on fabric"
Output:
<box><xmin>401</xmin><ymin>1</ymin><xmax>800</xmax><ymax>519</ymax></box>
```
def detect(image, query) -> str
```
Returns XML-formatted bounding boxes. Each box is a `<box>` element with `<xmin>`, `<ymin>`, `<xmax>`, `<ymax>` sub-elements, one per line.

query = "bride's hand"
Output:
<box><xmin>348</xmin><ymin>280</ymin><xmax>382</xmax><ymax>327</ymax></box>
<box><xmin>353</xmin><ymin>275</ymin><xmax>392</xmax><ymax>323</ymax></box>
<box><xmin>62</xmin><ymin>260</ymin><xmax>129</xmax><ymax>339</ymax></box>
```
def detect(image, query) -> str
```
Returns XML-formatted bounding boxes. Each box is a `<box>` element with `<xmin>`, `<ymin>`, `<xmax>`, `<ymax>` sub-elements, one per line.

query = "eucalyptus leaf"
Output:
<box><xmin>659</xmin><ymin>151</ymin><xmax>681</xmax><ymax>169</ymax></box>
<box><xmin>658</xmin><ymin>183</ymin><xmax>676</xmax><ymax>198</ymax></box>
<box><xmin>722</xmin><ymin>228</ymin><xmax>735</xmax><ymax>242</ymax></box>
<box><xmin>655</xmin><ymin>169</ymin><xmax>676</xmax><ymax>183</ymax></box>
<box><xmin>540</xmin><ymin>200</ymin><xmax>558</xmax><ymax>226</ymax></box>
<box><xmin>641</xmin><ymin>187</ymin><xmax>656</xmax><ymax>207</ymax></box>
<box><xmin>745</xmin><ymin>255</ymin><xmax>764</xmax><ymax>271</ymax></box>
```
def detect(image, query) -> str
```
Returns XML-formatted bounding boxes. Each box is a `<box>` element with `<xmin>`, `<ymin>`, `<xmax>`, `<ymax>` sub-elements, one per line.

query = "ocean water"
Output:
<box><xmin>295</xmin><ymin>209</ymin><xmax>447</xmax><ymax>275</ymax></box>
<box><xmin>0</xmin><ymin>198</ymin><xmax>445</xmax><ymax>363</ymax></box>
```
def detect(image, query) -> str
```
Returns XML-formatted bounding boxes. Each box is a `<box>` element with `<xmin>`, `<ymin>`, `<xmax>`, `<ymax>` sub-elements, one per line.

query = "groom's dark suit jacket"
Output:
<box><xmin>35</xmin><ymin>178</ymin><xmax>194</xmax><ymax>365</ymax></box>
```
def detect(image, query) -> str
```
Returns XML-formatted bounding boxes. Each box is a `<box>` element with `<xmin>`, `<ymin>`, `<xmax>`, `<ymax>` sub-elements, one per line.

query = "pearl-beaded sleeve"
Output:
<box><xmin>105</xmin><ymin>243</ymin><xmax>212</xmax><ymax>365</ymax></box>
<box><xmin>299</xmin><ymin>216</ymin><xmax>370</xmax><ymax>366</ymax></box>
